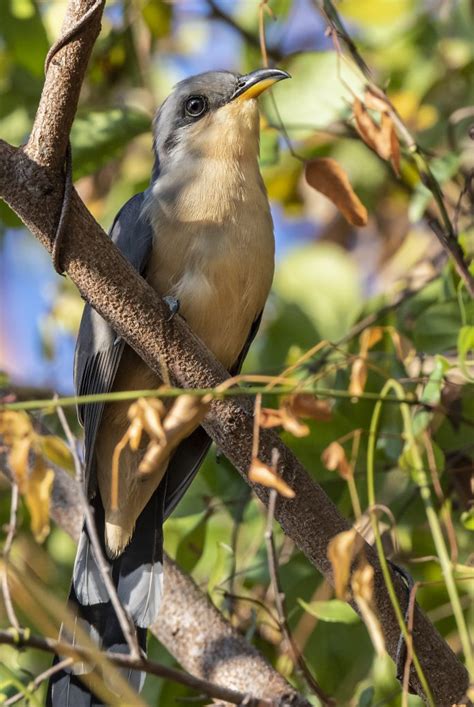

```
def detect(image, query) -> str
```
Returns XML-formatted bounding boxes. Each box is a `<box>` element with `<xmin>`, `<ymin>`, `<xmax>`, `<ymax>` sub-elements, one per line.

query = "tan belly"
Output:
<box><xmin>98</xmin><ymin>175</ymin><xmax>274</xmax><ymax>554</ymax></box>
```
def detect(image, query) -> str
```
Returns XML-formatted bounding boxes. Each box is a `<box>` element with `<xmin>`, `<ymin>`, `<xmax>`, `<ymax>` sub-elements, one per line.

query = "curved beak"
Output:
<box><xmin>231</xmin><ymin>68</ymin><xmax>291</xmax><ymax>102</ymax></box>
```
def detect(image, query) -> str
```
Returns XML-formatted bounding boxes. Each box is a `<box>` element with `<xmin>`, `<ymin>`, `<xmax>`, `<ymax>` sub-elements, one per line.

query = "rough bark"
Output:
<box><xmin>0</xmin><ymin>456</ymin><xmax>308</xmax><ymax>706</ymax></box>
<box><xmin>0</xmin><ymin>0</ymin><xmax>469</xmax><ymax>702</ymax></box>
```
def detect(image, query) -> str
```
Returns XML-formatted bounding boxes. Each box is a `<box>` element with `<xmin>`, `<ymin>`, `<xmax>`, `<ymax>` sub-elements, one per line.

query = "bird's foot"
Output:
<box><xmin>163</xmin><ymin>295</ymin><xmax>180</xmax><ymax>322</ymax></box>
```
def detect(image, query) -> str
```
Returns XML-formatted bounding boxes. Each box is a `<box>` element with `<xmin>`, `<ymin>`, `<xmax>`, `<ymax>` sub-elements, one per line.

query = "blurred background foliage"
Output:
<box><xmin>0</xmin><ymin>0</ymin><xmax>473</xmax><ymax>705</ymax></box>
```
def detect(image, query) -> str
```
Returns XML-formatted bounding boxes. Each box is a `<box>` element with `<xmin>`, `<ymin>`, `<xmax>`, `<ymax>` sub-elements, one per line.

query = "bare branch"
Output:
<box><xmin>1</xmin><ymin>483</ymin><xmax>21</xmax><ymax>631</ymax></box>
<box><xmin>0</xmin><ymin>629</ymin><xmax>275</xmax><ymax>707</ymax></box>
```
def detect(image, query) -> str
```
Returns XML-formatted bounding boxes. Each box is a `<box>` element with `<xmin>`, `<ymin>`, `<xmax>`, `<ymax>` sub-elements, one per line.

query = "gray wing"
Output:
<box><xmin>74</xmin><ymin>191</ymin><xmax>154</xmax><ymax>495</ymax></box>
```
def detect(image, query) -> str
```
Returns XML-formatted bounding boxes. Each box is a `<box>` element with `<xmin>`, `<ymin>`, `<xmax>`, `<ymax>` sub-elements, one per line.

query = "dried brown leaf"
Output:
<box><xmin>248</xmin><ymin>458</ymin><xmax>295</xmax><ymax>498</ymax></box>
<box><xmin>128</xmin><ymin>417</ymin><xmax>144</xmax><ymax>451</ymax></box>
<box><xmin>352</xmin><ymin>559</ymin><xmax>385</xmax><ymax>655</ymax></box>
<box><xmin>164</xmin><ymin>395</ymin><xmax>210</xmax><ymax>438</ymax></box>
<box><xmin>321</xmin><ymin>441</ymin><xmax>352</xmax><ymax>480</ymax></box>
<box><xmin>281</xmin><ymin>409</ymin><xmax>310</xmax><ymax>438</ymax></box>
<box><xmin>389</xmin><ymin>121</ymin><xmax>401</xmax><ymax>176</ymax></box>
<box><xmin>360</xmin><ymin>326</ymin><xmax>384</xmax><ymax>355</ymax></box>
<box><xmin>8</xmin><ymin>436</ymin><xmax>32</xmax><ymax>492</ymax></box>
<box><xmin>138</xmin><ymin>441</ymin><xmax>167</xmax><ymax>477</ymax></box>
<box><xmin>389</xmin><ymin>328</ymin><xmax>413</xmax><ymax>364</ymax></box>
<box><xmin>140</xmin><ymin>398</ymin><xmax>166</xmax><ymax>442</ymax></box>
<box><xmin>327</xmin><ymin>528</ymin><xmax>363</xmax><ymax>600</ymax></box>
<box><xmin>354</xmin><ymin>97</ymin><xmax>401</xmax><ymax>176</ymax></box>
<box><xmin>363</xmin><ymin>89</ymin><xmax>389</xmax><ymax>114</ymax></box>
<box><xmin>349</xmin><ymin>358</ymin><xmax>368</xmax><ymax>397</ymax></box>
<box><xmin>305</xmin><ymin>158</ymin><xmax>368</xmax><ymax>227</ymax></box>
<box><xmin>285</xmin><ymin>393</ymin><xmax>332</xmax><ymax>422</ymax></box>
<box><xmin>137</xmin><ymin>395</ymin><xmax>210</xmax><ymax>478</ymax></box>
<box><xmin>377</xmin><ymin>113</ymin><xmax>393</xmax><ymax>161</ymax></box>
<box><xmin>259</xmin><ymin>405</ymin><xmax>310</xmax><ymax>437</ymax></box>
<box><xmin>259</xmin><ymin>407</ymin><xmax>285</xmax><ymax>428</ymax></box>
<box><xmin>25</xmin><ymin>457</ymin><xmax>54</xmax><ymax>543</ymax></box>
<box><xmin>0</xmin><ymin>410</ymin><xmax>32</xmax><ymax>444</ymax></box>
<box><xmin>353</xmin><ymin>98</ymin><xmax>378</xmax><ymax>151</ymax></box>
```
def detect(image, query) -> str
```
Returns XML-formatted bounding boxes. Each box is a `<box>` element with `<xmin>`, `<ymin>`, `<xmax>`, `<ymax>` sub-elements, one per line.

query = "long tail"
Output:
<box><xmin>47</xmin><ymin>488</ymin><xmax>165</xmax><ymax>706</ymax></box>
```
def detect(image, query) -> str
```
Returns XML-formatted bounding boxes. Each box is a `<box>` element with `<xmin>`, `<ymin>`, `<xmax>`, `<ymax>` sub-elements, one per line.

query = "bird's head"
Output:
<box><xmin>152</xmin><ymin>68</ymin><xmax>290</xmax><ymax>175</ymax></box>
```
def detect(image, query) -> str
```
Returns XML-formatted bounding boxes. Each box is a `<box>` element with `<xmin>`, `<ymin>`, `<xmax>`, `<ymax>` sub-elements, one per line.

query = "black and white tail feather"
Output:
<box><xmin>47</xmin><ymin>426</ymin><xmax>212</xmax><ymax>706</ymax></box>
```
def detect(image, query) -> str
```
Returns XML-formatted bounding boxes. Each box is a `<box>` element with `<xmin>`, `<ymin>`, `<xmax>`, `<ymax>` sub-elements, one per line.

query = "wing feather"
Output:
<box><xmin>74</xmin><ymin>190</ymin><xmax>154</xmax><ymax>495</ymax></box>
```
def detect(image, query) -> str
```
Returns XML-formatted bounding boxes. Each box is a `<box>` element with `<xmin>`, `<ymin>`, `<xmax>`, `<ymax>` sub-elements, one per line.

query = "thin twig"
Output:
<box><xmin>402</xmin><ymin>582</ymin><xmax>419</xmax><ymax>707</ymax></box>
<box><xmin>311</xmin><ymin>0</ymin><xmax>474</xmax><ymax>297</ymax></box>
<box><xmin>1</xmin><ymin>483</ymin><xmax>21</xmax><ymax>631</ymax></box>
<box><xmin>265</xmin><ymin>487</ymin><xmax>335</xmax><ymax>706</ymax></box>
<box><xmin>0</xmin><ymin>629</ymin><xmax>272</xmax><ymax>707</ymax></box>
<box><xmin>423</xmin><ymin>431</ymin><xmax>458</xmax><ymax>564</ymax></box>
<box><xmin>55</xmin><ymin>403</ymin><xmax>141</xmax><ymax>659</ymax></box>
<box><xmin>3</xmin><ymin>657</ymin><xmax>74</xmax><ymax>706</ymax></box>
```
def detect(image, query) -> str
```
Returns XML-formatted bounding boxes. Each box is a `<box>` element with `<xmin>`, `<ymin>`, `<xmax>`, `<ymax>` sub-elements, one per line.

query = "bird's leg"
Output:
<box><xmin>163</xmin><ymin>295</ymin><xmax>180</xmax><ymax>322</ymax></box>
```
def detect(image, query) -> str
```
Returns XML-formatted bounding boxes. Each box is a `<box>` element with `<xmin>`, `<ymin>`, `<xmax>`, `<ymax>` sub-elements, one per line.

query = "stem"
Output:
<box><xmin>2</xmin><ymin>384</ymin><xmax>421</xmax><ymax>412</ymax></box>
<box><xmin>367</xmin><ymin>379</ymin><xmax>435</xmax><ymax>705</ymax></box>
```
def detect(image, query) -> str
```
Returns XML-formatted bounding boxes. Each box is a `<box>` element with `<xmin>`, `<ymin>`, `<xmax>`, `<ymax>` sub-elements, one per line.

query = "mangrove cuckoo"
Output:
<box><xmin>48</xmin><ymin>67</ymin><xmax>289</xmax><ymax>705</ymax></box>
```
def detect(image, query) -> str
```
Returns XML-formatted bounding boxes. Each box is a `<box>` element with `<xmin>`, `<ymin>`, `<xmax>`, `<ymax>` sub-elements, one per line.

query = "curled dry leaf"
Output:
<box><xmin>351</xmin><ymin>559</ymin><xmax>386</xmax><ymax>656</ymax></box>
<box><xmin>137</xmin><ymin>394</ymin><xmax>210</xmax><ymax>477</ymax></box>
<box><xmin>285</xmin><ymin>393</ymin><xmax>332</xmax><ymax>422</ymax></box>
<box><xmin>0</xmin><ymin>410</ymin><xmax>55</xmax><ymax>543</ymax></box>
<box><xmin>305</xmin><ymin>158</ymin><xmax>368</xmax><ymax>227</ymax></box>
<box><xmin>25</xmin><ymin>457</ymin><xmax>55</xmax><ymax>543</ymax></box>
<box><xmin>321</xmin><ymin>441</ymin><xmax>352</xmax><ymax>480</ymax></box>
<box><xmin>259</xmin><ymin>405</ymin><xmax>310</xmax><ymax>438</ymax></box>
<box><xmin>349</xmin><ymin>326</ymin><xmax>384</xmax><ymax>397</ymax></box>
<box><xmin>360</xmin><ymin>327</ymin><xmax>383</xmax><ymax>354</ymax></box>
<box><xmin>353</xmin><ymin>95</ymin><xmax>401</xmax><ymax>177</ymax></box>
<box><xmin>259</xmin><ymin>407</ymin><xmax>286</xmax><ymax>429</ymax></box>
<box><xmin>349</xmin><ymin>358</ymin><xmax>367</xmax><ymax>398</ymax></box>
<box><xmin>327</xmin><ymin>528</ymin><xmax>364</xmax><ymax>600</ymax></box>
<box><xmin>128</xmin><ymin>416</ymin><xmax>144</xmax><ymax>452</ymax></box>
<box><xmin>248</xmin><ymin>457</ymin><xmax>295</xmax><ymax>498</ymax></box>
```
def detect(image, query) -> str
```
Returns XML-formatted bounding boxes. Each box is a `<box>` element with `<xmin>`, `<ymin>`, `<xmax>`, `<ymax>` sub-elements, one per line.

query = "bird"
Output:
<box><xmin>47</xmin><ymin>67</ymin><xmax>290</xmax><ymax>705</ymax></box>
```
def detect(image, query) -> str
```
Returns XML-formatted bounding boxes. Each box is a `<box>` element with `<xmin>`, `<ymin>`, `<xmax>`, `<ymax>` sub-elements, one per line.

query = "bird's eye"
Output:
<box><xmin>184</xmin><ymin>95</ymin><xmax>208</xmax><ymax>118</ymax></box>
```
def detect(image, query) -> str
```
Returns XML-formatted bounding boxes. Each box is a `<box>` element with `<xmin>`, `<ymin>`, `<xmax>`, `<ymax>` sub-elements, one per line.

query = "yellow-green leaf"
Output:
<box><xmin>39</xmin><ymin>435</ymin><xmax>75</xmax><ymax>473</ymax></box>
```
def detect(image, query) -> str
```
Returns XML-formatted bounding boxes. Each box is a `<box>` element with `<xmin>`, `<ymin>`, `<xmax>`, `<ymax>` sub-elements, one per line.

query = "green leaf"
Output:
<box><xmin>207</xmin><ymin>542</ymin><xmax>234</xmax><ymax>595</ymax></box>
<box><xmin>339</xmin><ymin>0</ymin><xmax>414</xmax><ymax>27</ymax></box>
<box><xmin>71</xmin><ymin>109</ymin><xmax>151</xmax><ymax>179</ymax></box>
<box><xmin>38</xmin><ymin>435</ymin><xmax>75</xmax><ymax>473</ymax></box>
<box><xmin>460</xmin><ymin>509</ymin><xmax>474</xmax><ymax>531</ymax></box>
<box><xmin>174</xmin><ymin>514</ymin><xmax>208</xmax><ymax>573</ymax></box>
<box><xmin>298</xmin><ymin>598</ymin><xmax>360</xmax><ymax>624</ymax></box>
<box><xmin>141</xmin><ymin>0</ymin><xmax>172</xmax><ymax>38</ymax></box>
<box><xmin>357</xmin><ymin>686</ymin><xmax>374</xmax><ymax>707</ymax></box>
<box><xmin>259</xmin><ymin>127</ymin><xmax>280</xmax><ymax>167</ymax></box>
<box><xmin>410</xmin><ymin>300</ymin><xmax>474</xmax><ymax>353</ymax></box>
<box><xmin>457</xmin><ymin>325</ymin><xmax>474</xmax><ymax>381</ymax></box>
<box><xmin>274</xmin><ymin>243</ymin><xmax>363</xmax><ymax>341</ymax></box>
<box><xmin>412</xmin><ymin>356</ymin><xmax>450</xmax><ymax>436</ymax></box>
<box><xmin>2</xmin><ymin>0</ymin><xmax>49</xmax><ymax>77</ymax></box>
<box><xmin>263</xmin><ymin>52</ymin><xmax>364</xmax><ymax>139</ymax></box>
